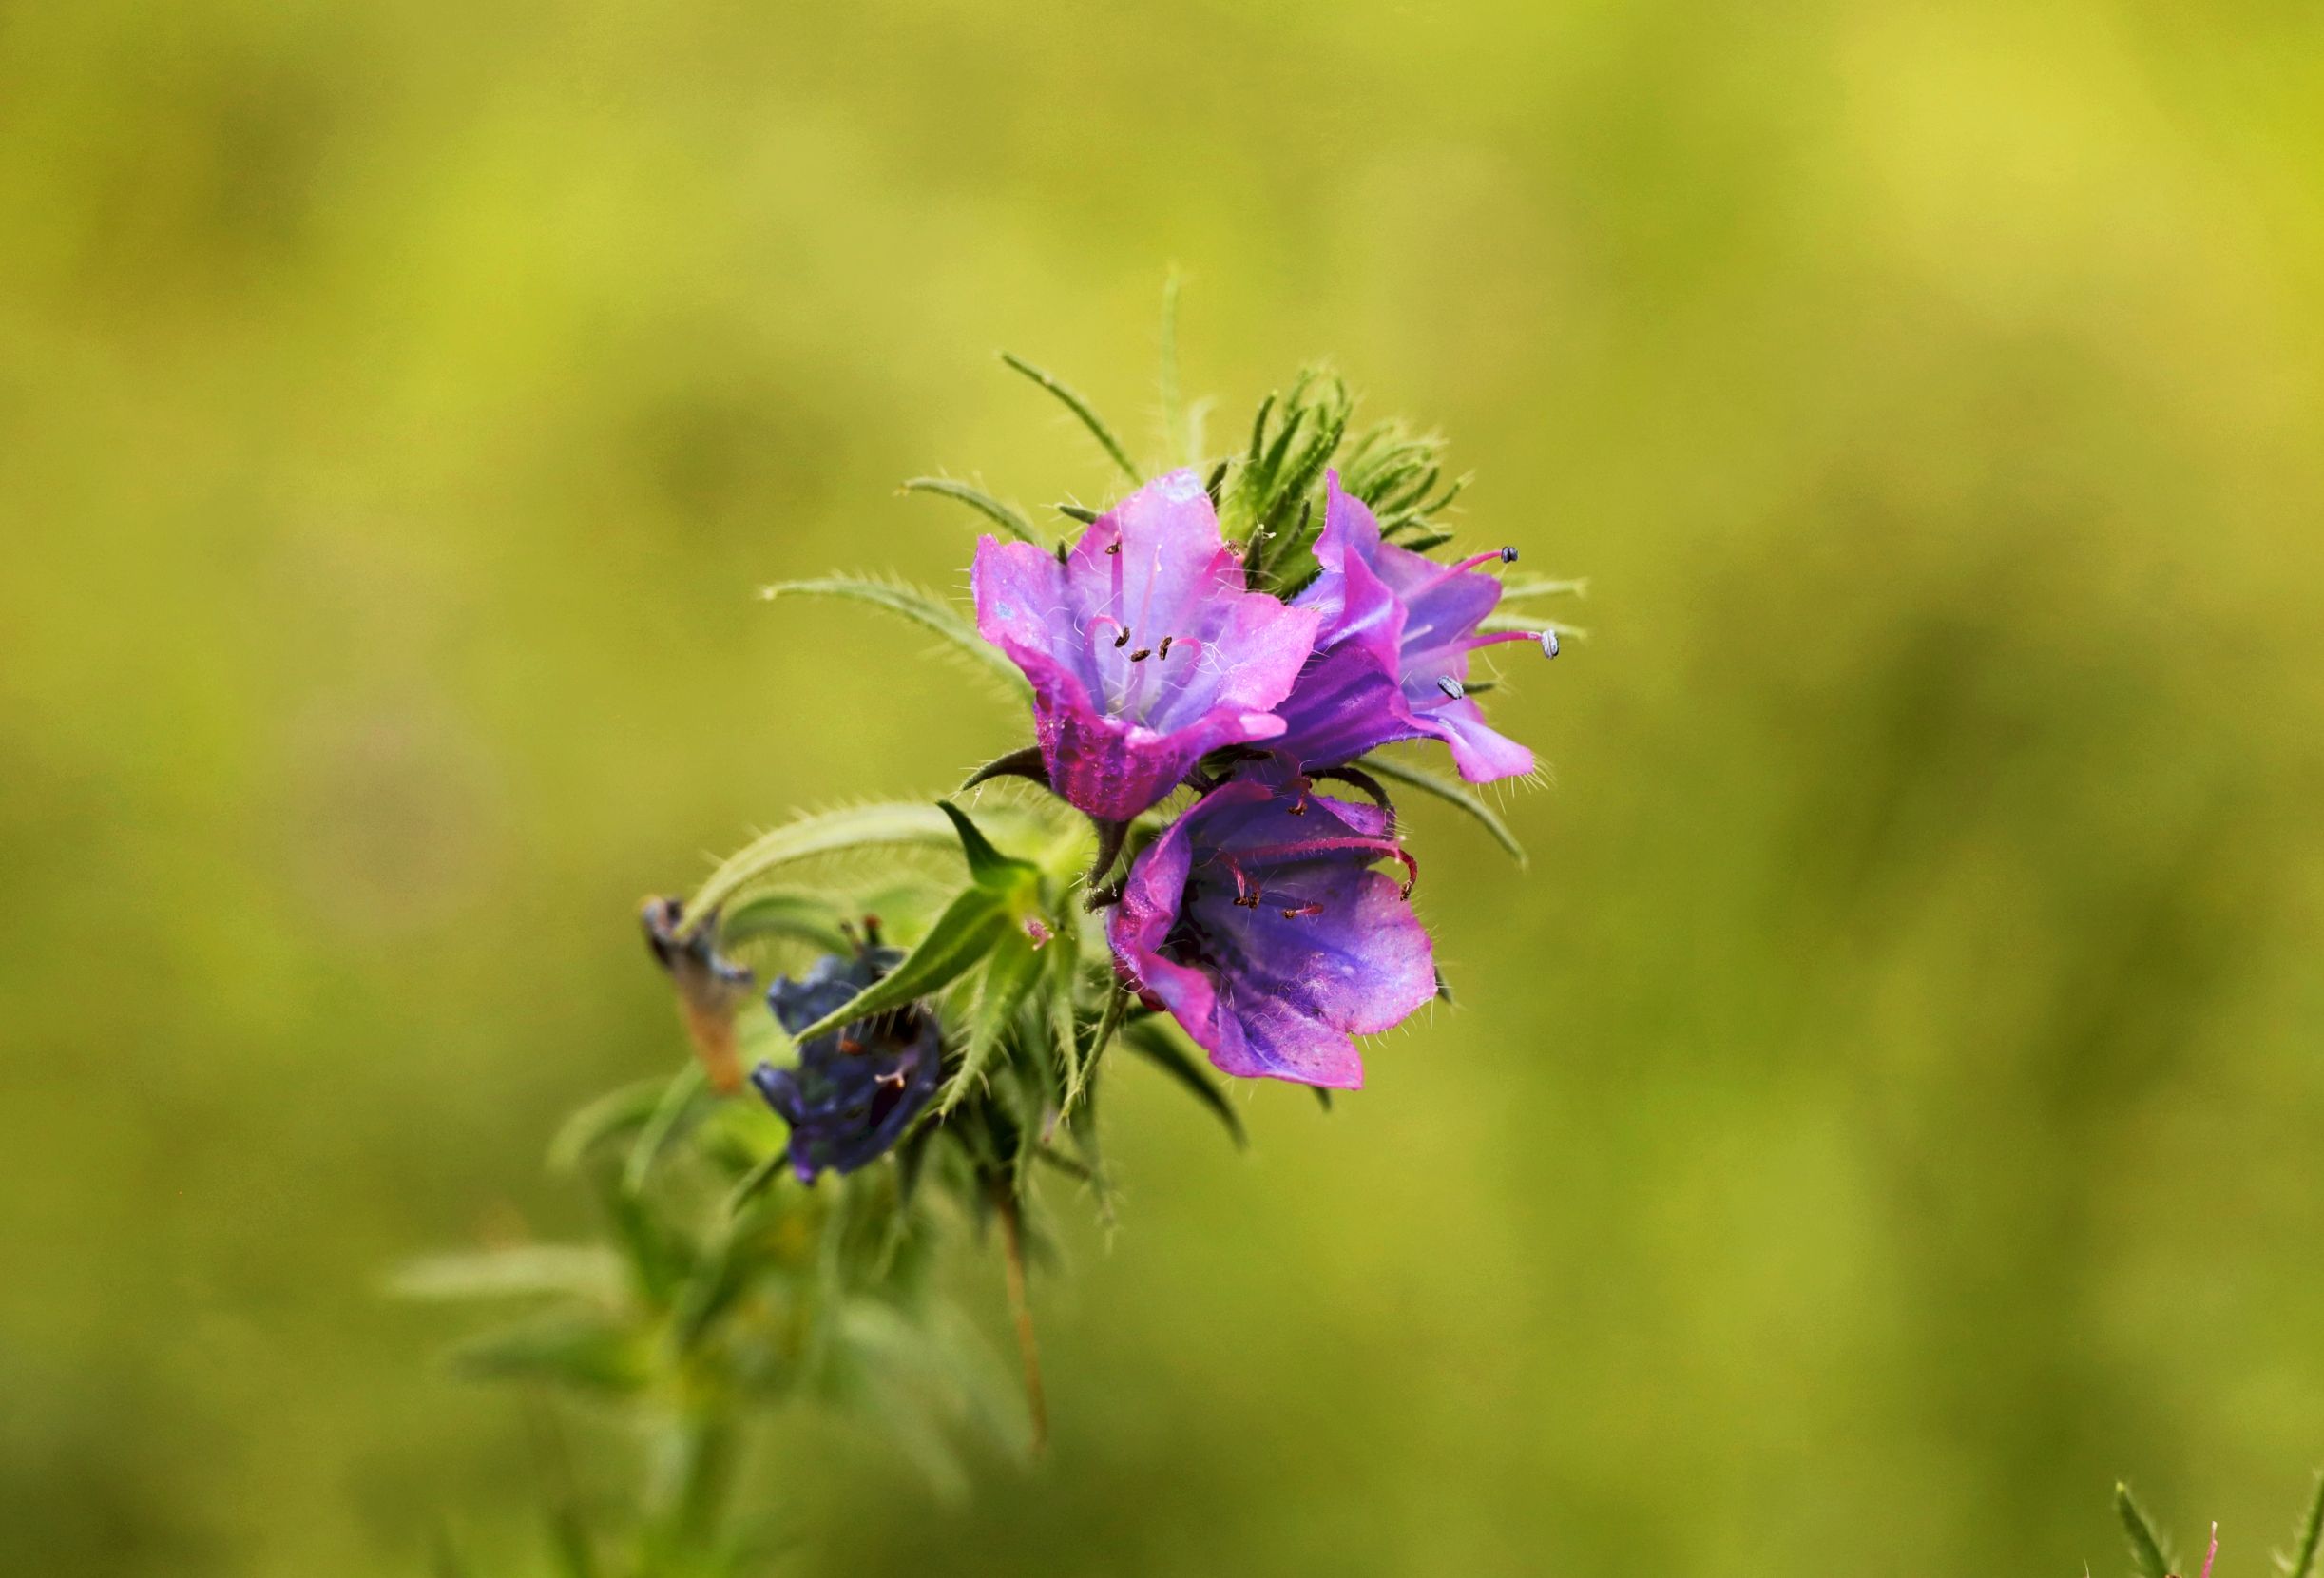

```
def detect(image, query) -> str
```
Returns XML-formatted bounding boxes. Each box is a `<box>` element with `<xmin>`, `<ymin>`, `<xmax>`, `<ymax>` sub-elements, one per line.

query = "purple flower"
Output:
<box><xmin>972</xmin><ymin>470</ymin><xmax>1322</xmax><ymax>821</ymax></box>
<box><xmin>1107</xmin><ymin>761</ymin><xmax>1435</xmax><ymax>1090</ymax></box>
<box><xmin>751</xmin><ymin>948</ymin><xmax>941</xmax><ymax>1183</ymax></box>
<box><xmin>1273</xmin><ymin>475</ymin><xmax>1550</xmax><ymax>781</ymax></box>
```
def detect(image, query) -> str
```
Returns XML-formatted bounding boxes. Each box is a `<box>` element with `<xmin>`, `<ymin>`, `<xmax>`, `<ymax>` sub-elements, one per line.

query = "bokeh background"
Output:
<box><xmin>6</xmin><ymin>1</ymin><xmax>2324</xmax><ymax>1573</ymax></box>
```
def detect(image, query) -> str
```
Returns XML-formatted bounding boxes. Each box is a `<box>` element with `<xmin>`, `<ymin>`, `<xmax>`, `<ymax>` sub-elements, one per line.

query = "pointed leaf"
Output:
<box><xmin>688</xmin><ymin>803</ymin><xmax>964</xmax><ymax>920</ymax></box>
<box><xmin>623</xmin><ymin>1062</ymin><xmax>711</xmax><ymax>1196</ymax></box>
<box><xmin>447</xmin><ymin>1311</ymin><xmax>650</xmax><ymax>1394</ymax></box>
<box><xmin>2116</xmin><ymin>1482</ymin><xmax>2177</xmax><ymax>1578</ymax></box>
<box><xmin>1499</xmin><ymin>574</ymin><xmax>1590</xmax><ymax>603</ymax></box>
<box><xmin>718</xmin><ymin>888</ymin><xmax>855</xmax><ymax>953</ymax></box>
<box><xmin>939</xmin><ymin>934</ymin><xmax>1047</xmax><ymax>1115</ymax></box>
<box><xmin>1000</xmin><ymin>351</ymin><xmax>1140</xmax><ymax>483</ymax></box>
<box><xmin>387</xmin><ymin>1247</ymin><xmax>625</xmax><ymax>1304</ymax></box>
<box><xmin>786</xmin><ymin>885</ymin><xmax>1011</xmax><ymax>1044</ymax></box>
<box><xmin>2285</xmin><ymin>1471</ymin><xmax>2324</xmax><ymax>1578</ymax></box>
<box><xmin>547</xmin><ymin>1077</ymin><xmax>671</xmax><ymax>1172</ymax></box>
<box><xmin>1359</xmin><ymin>752</ymin><xmax>1526</xmax><ymax>864</ymax></box>
<box><xmin>901</xmin><ymin>476</ymin><xmax>1038</xmax><ymax>543</ymax></box>
<box><xmin>758</xmin><ymin>577</ymin><xmax>1028</xmax><ymax>702</ymax></box>
<box><xmin>937</xmin><ymin>800</ymin><xmax>1037</xmax><ymax>893</ymax></box>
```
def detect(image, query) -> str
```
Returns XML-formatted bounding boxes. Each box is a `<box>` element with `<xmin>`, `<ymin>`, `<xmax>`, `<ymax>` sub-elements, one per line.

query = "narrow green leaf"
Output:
<box><xmin>1000</xmin><ymin>351</ymin><xmax>1141</xmax><ymax>483</ymax></box>
<box><xmin>900</xmin><ymin>476</ymin><xmax>1038</xmax><ymax>543</ymax></box>
<box><xmin>938</xmin><ymin>800</ymin><xmax>1037</xmax><ymax>892</ymax></box>
<box><xmin>687</xmin><ymin>803</ymin><xmax>963</xmax><ymax>921</ymax></box>
<box><xmin>447</xmin><ymin>1312</ymin><xmax>650</xmax><ymax>1395</ymax></box>
<box><xmin>1122</xmin><ymin>1018</ymin><xmax>1246</xmax><ymax>1148</ymax></box>
<box><xmin>939</xmin><ymin>936</ymin><xmax>1047</xmax><ymax>1115</ymax></box>
<box><xmin>1359</xmin><ymin>752</ymin><xmax>1526</xmax><ymax>864</ymax></box>
<box><xmin>623</xmin><ymin>1062</ymin><xmax>710</xmax><ymax>1196</ymax></box>
<box><xmin>2117</xmin><ymin>1482</ymin><xmax>2177</xmax><ymax>1578</ymax></box>
<box><xmin>1046</xmin><ymin>919</ymin><xmax>1085</xmax><ymax>1115</ymax></box>
<box><xmin>387</xmin><ymin>1247</ymin><xmax>624</xmax><ymax>1303</ymax></box>
<box><xmin>1158</xmin><ymin>271</ymin><xmax>1188</xmax><ymax>468</ymax></box>
<box><xmin>758</xmin><ymin>577</ymin><xmax>1028</xmax><ymax>702</ymax></box>
<box><xmin>786</xmin><ymin>886</ymin><xmax>1011</xmax><ymax>1044</ymax></box>
<box><xmin>2284</xmin><ymin>1470</ymin><xmax>2324</xmax><ymax>1578</ymax></box>
<box><xmin>547</xmin><ymin>1077</ymin><xmax>670</xmax><ymax>1173</ymax></box>
<box><xmin>1499</xmin><ymin>574</ymin><xmax>1590</xmax><ymax>603</ymax></box>
<box><xmin>718</xmin><ymin>887</ymin><xmax>855</xmax><ymax>953</ymax></box>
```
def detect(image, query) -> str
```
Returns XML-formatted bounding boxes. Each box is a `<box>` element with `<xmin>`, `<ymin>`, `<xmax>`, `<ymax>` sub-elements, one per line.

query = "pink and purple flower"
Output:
<box><xmin>1273</xmin><ymin>475</ymin><xmax>1549</xmax><ymax>782</ymax></box>
<box><xmin>972</xmin><ymin>470</ymin><xmax>1321</xmax><ymax>822</ymax></box>
<box><xmin>1107</xmin><ymin>760</ymin><xmax>1436</xmax><ymax>1090</ymax></box>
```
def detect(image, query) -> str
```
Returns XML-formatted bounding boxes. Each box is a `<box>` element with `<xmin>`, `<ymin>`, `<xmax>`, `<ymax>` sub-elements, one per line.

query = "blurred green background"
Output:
<box><xmin>6</xmin><ymin>0</ymin><xmax>2324</xmax><ymax>1572</ymax></box>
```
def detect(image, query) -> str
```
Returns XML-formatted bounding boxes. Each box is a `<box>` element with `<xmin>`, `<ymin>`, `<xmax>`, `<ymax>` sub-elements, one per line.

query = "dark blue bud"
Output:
<box><xmin>751</xmin><ymin>949</ymin><xmax>941</xmax><ymax>1183</ymax></box>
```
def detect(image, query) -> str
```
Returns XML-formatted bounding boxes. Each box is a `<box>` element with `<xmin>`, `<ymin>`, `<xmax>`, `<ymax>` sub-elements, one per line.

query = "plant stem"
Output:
<box><xmin>994</xmin><ymin>1187</ymin><xmax>1048</xmax><ymax>1453</ymax></box>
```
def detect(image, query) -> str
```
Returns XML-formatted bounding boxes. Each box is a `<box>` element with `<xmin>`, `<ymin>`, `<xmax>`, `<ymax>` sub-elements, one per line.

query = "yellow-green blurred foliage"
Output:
<box><xmin>5</xmin><ymin>1</ymin><xmax>2323</xmax><ymax>1573</ymax></box>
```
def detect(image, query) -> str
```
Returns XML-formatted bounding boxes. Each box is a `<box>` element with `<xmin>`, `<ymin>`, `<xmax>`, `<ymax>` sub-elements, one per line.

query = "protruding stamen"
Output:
<box><xmin>1157</xmin><ymin>634</ymin><xmax>1175</xmax><ymax>659</ymax></box>
<box><xmin>1279</xmin><ymin>902</ymin><xmax>1326</xmax><ymax>919</ymax></box>
<box><xmin>1113</xmin><ymin>626</ymin><xmax>1131</xmax><ymax>648</ymax></box>
<box><xmin>1128</xmin><ymin>647</ymin><xmax>1151</xmax><ymax>662</ymax></box>
<box><xmin>1221</xmin><ymin>835</ymin><xmax>1420</xmax><ymax>899</ymax></box>
<box><xmin>1436</xmin><ymin>676</ymin><xmax>1466</xmax><ymax>701</ymax></box>
<box><xmin>1209</xmin><ymin>852</ymin><xmax>1261</xmax><ymax>908</ymax></box>
<box><xmin>1464</xmin><ymin>628</ymin><xmax>1561</xmax><ymax>661</ymax></box>
<box><xmin>1444</xmin><ymin>548</ymin><xmax>1515</xmax><ymax>579</ymax></box>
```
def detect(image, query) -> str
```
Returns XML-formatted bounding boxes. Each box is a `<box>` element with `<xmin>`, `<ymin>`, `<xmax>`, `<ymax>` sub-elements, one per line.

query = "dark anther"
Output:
<box><xmin>1158</xmin><ymin>635</ymin><xmax>1174</xmax><ymax>658</ymax></box>
<box><xmin>1105</xmin><ymin>541</ymin><xmax>1122</xmax><ymax>555</ymax></box>
<box><xmin>1436</xmin><ymin>676</ymin><xmax>1466</xmax><ymax>701</ymax></box>
<box><xmin>1128</xmin><ymin>647</ymin><xmax>1151</xmax><ymax>662</ymax></box>
<box><xmin>1113</xmin><ymin>626</ymin><xmax>1131</xmax><ymax>647</ymax></box>
<box><xmin>1500</xmin><ymin>546</ymin><xmax>1519</xmax><ymax>563</ymax></box>
<box><xmin>1234</xmin><ymin>891</ymin><xmax>1263</xmax><ymax>909</ymax></box>
<box><xmin>1279</xmin><ymin>903</ymin><xmax>1325</xmax><ymax>919</ymax></box>
<box><xmin>838</xmin><ymin>1036</ymin><xmax>864</xmax><ymax>1056</ymax></box>
<box><xmin>1542</xmin><ymin>630</ymin><xmax>1562</xmax><ymax>659</ymax></box>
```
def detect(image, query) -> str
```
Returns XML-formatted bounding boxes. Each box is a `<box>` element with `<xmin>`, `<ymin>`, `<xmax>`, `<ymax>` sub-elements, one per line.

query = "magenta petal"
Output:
<box><xmin>972</xmin><ymin>471</ymin><xmax>1319</xmax><ymax>821</ymax></box>
<box><xmin>1415</xmin><ymin>696</ymin><xmax>1536</xmax><ymax>781</ymax></box>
